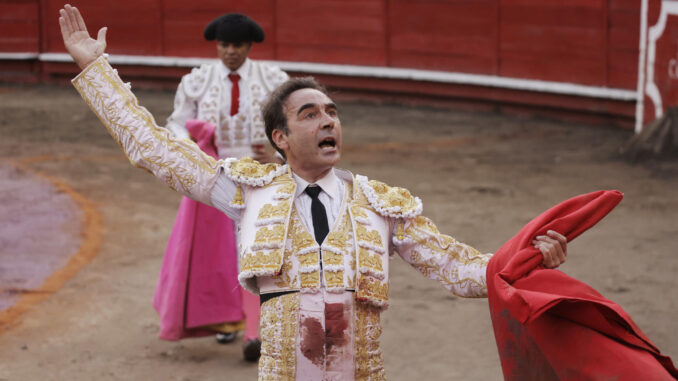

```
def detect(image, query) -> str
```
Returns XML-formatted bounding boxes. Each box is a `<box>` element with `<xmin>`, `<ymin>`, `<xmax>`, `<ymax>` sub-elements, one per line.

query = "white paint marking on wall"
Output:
<box><xmin>0</xmin><ymin>53</ymin><xmax>39</xmax><ymax>60</ymax></box>
<box><xmin>8</xmin><ymin>52</ymin><xmax>638</xmax><ymax>102</ymax></box>
<box><xmin>636</xmin><ymin>0</ymin><xmax>650</xmax><ymax>133</ymax></box>
<box><xmin>645</xmin><ymin>1</ymin><xmax>678</xmax><ymax>126</ymax></box>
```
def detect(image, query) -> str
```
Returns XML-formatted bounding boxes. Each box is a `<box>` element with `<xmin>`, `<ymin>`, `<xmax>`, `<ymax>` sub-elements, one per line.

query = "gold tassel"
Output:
<box><xmin>233</xmin><ymin>184</ymin><xmax>244</xmax><ymax>206</ymax></box>
<box><xmin>396</xmin><ymin>219</ymin><xmax>404</xmax><ymax>241</ymax></box>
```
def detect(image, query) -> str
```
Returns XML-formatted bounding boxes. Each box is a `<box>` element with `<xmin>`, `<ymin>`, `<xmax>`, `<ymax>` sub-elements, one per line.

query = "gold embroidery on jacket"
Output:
<box><xmin>241</xmin><ymin>250</ymin><xmax>283</xmax><ymax>273</ymax></box>
<box><xmin>322</xmin><ymin>202</ymin><xmax>353</xmax><ymax>289</ymax></box>
<box><xmin>323</xmin><ymin>251</ymin><xmax>344</xmax><ymax>267</ymax></box>
<box><xmin>409</xmin><ymin>249</ymin><xmax>486</xmax><ymax>292</ymax></box>
<box><xmin>325</xmin><ymin>270</ymin><xmax>344</xmax><ymax>287</ymax></box>
<box><xmin>355</xmin><ymin>225</ymin><xmax>383</xmax><ymax>248</ymax></box>
<box><xmin>401</xmin><ymin>216</ymin><xmax>490</xmax><ymax>296</ymax></box>
<box><xmin>229</xmin><ymin>157</ymin><xmax>280</xmax><ymax>179</ymax></box>
<box><xmin>240</xmin><ymin>180</ymin><xmax>295</xmax><ymax>285</ymax></box>
<box><xmin>297</xmin><ymin>253</ymin><xmax>317</xmax><ymax>268</ymax></box>
<box><xmin>396</xmin><ymin>219</ymin><xmax>405</xmax><ymax>241</ymax></box>
<box><xmin>350</xmin><ymin>205</ymin><xmax>368</xmax><ymax>221</ymax></box>
<box><xmin>289</xmin><ymin>210</ymin><xmax>320</xmax><ymax>289</ymax></box>
<box><xmin>350</xmin><ymin>195</ymin><xmax>389</xmax><ymax>306</ymax></box>
<box><xmin>258</xmin><ymin>200</ymin><xmax>292</xmax><ymax>220</ymax></box>
<box><xmin>291</xmin><ymin>215</ymin><xmax>316</xmax><ymax>252</ymax></box>
<box><xmin>298</xmin><ymin>253</ymin><xmax>320</xmax><ymax>269</ymax></box>
<box><xmin>300</xmin><ymin>272</ymin><xmax>320</xmax><ymax>289</ymax></box>
<box><xmin>254</xmin><ymin>225</ymin><xmax>286</xmax><ymax>247</ymax></box>
<box><xmin>275</xmin><ymin>182</ymin><xmax>295</xmax><ymax>196</ymax></box>
<box><xmin>272</xmin><ymin>247</ymin><xmax>295</xmax><ymax>289</ymax></box>
<box><xmin>368</xmin><ymin>179</ymin><xmax>419</xmax><ymax>215</ymax></box>
<box><xmin>352</xmin><ymin>181</ymin><xmax>370</xmax><ymax>205</ymax></box>
<box><xmin>359</xmin><ymin>248</ymin><xmax>384</xmax><ymax>273</ymax></box>
<box><xmin>75</xmin><ymin>59</ymin><xmax>219</xmax><ymax>198</ymax></box>
<box><xmin>408</xmin><ymin>216</ymin><xmax>489</xmax><ymax>266</ymax></box>
<box><xmin>324</xmin><ymin>230</ymin><xmax>349</xmax><ymax>251</ymax></box>
<box><xmin>356</xmin><ymin>276</ymin><xmax>388</xmax><ymax>305</ymax></box>
<box><xmin>323</xmin><ymin>210</ymin><xmax>352</xmax><ymax>256</ymax></box>
<box><xmin>233</xmin><ymin>184</ymin><xmax>244</xmax><ymax>206</ymax></box>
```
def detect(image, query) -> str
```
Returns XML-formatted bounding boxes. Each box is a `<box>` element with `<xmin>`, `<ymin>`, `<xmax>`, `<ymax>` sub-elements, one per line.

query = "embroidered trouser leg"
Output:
<box><xmin>259</xmin><ymin>293</ymin><xmax>300</xmax><ymax>380</ymax></box>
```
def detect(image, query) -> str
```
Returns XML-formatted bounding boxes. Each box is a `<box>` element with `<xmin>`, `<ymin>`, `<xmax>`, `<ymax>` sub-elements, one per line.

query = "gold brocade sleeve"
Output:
<box><xmin>394</xmin><ymin>215</ymin><xmax>492</xmax><ymax>298</ymax></box>
<box><xmin>72</xmin><ymin>56</ymin><xmax>221</xmax><ymax>205</ymax></box>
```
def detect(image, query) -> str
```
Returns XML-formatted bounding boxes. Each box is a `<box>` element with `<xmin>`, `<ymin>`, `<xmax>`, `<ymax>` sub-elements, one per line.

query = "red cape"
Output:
<box><xmin>487</xmin><ymin>190</ymin><xmax>678</xmax><ymax>380</ymax></box>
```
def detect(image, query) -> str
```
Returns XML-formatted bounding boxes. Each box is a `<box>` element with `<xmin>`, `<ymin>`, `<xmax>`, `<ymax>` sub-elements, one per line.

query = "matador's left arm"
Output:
<box><xmin>393</xmin><ymin>216</ymin><xmax>492</xmax><ymax>298</ymax></box>
<box><xmin>392</xmin><ymin>214</ymin><xmax>568</xmax><ymax>297</ymax></box>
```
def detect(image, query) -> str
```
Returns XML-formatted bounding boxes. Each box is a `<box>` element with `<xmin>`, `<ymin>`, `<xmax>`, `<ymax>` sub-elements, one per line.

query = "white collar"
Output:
<box><xmin>218</xmin><ymin>58</ymin><xmax>252</xmax><ymax>82</ymax></box>
<box><xmin>292</xmin><ymin>169</ymin><xmax>340</xmax><ymax>201</ymax></box>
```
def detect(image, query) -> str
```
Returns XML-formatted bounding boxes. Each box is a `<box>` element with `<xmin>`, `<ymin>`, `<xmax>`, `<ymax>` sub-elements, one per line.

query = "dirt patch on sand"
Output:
<box><xmin>0</xmin><ymin>162</ymin><xmax>82</xmax><ymax>311</ymax></box>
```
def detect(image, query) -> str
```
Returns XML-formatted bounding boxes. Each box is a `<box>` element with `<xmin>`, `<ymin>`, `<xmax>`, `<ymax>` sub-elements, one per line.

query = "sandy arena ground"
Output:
<box><xmin>0</xmin><ymin>82</ymin><xmax>676</xmax><ymax>380</ymax></box>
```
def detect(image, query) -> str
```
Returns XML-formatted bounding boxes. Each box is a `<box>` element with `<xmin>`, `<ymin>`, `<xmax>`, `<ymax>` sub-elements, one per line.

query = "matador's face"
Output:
<box><xmin>275</xmin><ymin>88</ymin><xmax>343</xmax><ymax>177</ymax></box>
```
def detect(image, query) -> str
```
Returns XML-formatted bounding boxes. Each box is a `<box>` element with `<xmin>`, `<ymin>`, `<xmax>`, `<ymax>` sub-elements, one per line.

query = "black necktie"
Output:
<box><xmin>305</xmin><ymin>186</ymin><xmax>329</xmax><ymax>245</ymax></box>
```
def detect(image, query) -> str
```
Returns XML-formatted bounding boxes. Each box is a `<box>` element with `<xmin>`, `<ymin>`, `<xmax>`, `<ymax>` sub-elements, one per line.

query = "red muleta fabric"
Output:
<box><xmin>487</xmin><ymin>190</ymin><xmax>678</xmax><ymax>380</ymax></box>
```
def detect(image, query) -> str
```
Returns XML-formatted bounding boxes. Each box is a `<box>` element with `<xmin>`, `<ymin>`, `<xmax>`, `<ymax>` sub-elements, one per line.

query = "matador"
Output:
<box><xmin>58</xmin><ymin>4</ymin><xmax>567</xmax><ymax>379</ymax></box>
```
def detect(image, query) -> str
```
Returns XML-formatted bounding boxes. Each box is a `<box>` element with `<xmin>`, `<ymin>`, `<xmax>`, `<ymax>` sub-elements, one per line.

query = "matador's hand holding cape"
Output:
<box><xmin>487</xmin><ymin>190</ymin><xmax>678</xmax><ymax>380</ymax></box>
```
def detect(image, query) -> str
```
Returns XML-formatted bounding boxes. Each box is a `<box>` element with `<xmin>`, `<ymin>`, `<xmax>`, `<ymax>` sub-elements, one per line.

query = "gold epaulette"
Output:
<box><xmin>224</xmin><ymin>157</ymin><xmax>288</xmax><ymax>187</ymax></box>
<box><xmin>223</xmin><ymin>157</ymin><xmax>289</xmax><ymax>208</ymax></box>
<box><xmin>355</xmin><ymin>175</ymin><xmax>422</xmax><ymax>219</ymax></box>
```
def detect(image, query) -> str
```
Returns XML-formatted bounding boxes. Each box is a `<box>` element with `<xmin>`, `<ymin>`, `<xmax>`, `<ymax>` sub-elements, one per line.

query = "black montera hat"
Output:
<box><xmin>203</xmin><ymin>13</ymin><xmax>265</xmax><ymax>43</ymax></box>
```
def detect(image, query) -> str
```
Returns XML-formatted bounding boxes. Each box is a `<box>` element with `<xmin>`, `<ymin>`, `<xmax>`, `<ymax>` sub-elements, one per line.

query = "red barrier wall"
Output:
<box><xmin>0</xmin><ymin>0</ymin><xmax>649</xmax><ymax>127</ymax></box>
<box><xmin>24</xmin><ymin>0</ymin><xmax>640</xmax><ymax>87</ymax></box>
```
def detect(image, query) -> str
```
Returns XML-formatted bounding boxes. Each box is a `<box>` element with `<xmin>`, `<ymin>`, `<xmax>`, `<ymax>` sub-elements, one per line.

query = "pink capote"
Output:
<box><xmin>152</xmin><ymin>120</ymin><xmax>243</xmax><ymax>340</ymax></box>
<box><xmin>487</xmin><ymin>190</ymin><xmax>678</xmax><ymax>380</ymax></box>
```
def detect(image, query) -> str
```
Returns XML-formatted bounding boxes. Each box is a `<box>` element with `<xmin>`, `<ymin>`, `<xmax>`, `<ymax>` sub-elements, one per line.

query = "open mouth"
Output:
<box><xmin>318</xmin><ymin>137</ymin><xmax>336</xmax><ymax>149</ymax></box>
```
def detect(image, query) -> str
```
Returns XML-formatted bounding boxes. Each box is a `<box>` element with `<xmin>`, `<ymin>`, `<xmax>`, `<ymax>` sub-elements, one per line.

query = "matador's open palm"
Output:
<box><xmin>59</xmin><ymin>4</ymin><xmax>107</xmax><ymax>69</ymax></box>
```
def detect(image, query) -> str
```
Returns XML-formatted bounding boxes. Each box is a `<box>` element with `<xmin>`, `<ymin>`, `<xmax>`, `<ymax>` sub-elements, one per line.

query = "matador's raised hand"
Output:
<box><xmin>59</xmin><ymin>4</ymin><xmax>107</xmax><ymax>69</ymax></box>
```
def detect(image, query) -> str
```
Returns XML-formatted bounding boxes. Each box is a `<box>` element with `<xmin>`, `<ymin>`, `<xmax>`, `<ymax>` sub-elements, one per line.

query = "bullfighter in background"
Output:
<box><xmin>154</xmin><ymin>12</ymin><xmax>287</xmax><ymax>362</ymax></box>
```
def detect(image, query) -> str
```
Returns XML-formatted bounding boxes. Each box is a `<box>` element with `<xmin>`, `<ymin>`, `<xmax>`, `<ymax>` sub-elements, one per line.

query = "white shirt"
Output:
<box><xmin>211</xmin><ymin>168</ymin><xmax>344</xmax><ymax>237</ymax></box>
<box><xmin>291</xmin><ymin>170</ymin><xmax>345</xmax><ymax>240</ymax></box>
